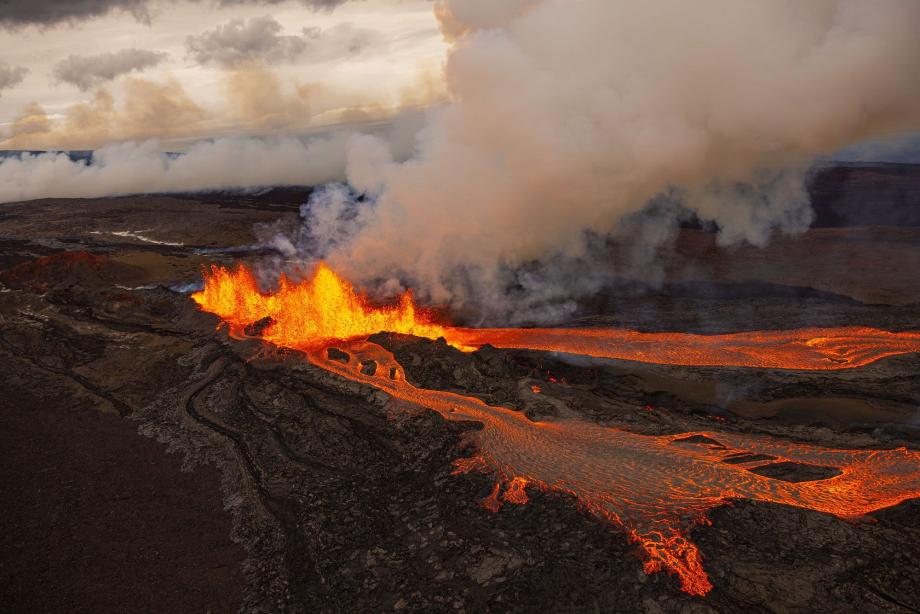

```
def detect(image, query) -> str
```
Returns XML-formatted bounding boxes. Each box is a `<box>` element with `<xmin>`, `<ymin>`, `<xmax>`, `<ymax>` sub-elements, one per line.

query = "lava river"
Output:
<box><xmin>192</xmin><ymin>263</ymin><xmax>920</xmax><ymax>595</ymax></box>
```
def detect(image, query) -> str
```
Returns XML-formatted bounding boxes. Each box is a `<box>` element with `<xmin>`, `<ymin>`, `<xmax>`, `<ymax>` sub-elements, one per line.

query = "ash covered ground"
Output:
<box><xmin>1</xmin><ymin>165</ymin><xmax>919</xmax><ymax>613</ymax></box>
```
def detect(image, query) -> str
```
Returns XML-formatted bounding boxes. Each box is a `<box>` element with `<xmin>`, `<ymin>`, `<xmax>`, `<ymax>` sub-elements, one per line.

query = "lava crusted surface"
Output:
<box><xmin>1</xmin><ymin>191</ymin><xmax>919</xmax><ymax>613</ymax></box>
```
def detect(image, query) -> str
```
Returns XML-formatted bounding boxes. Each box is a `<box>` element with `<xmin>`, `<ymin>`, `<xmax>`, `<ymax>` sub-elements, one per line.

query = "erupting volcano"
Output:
<box><xmin>193</xmin><ymin>262</ymin><xmax>920</xmax><ymax>596</ymax></box>
<box><xmin>192</xmin><ymin>263</ymin><xmax>455</xmax><ymax>348</ymax></box>
<box><xmin>6</xmin><ymin>0</ymin><xmax>920</xmax><ymax>609</ymax></box>
<box><xmin>193</xmin><ymin>263</ymin><xmax>920</xmax><ymax>371</ymax></box>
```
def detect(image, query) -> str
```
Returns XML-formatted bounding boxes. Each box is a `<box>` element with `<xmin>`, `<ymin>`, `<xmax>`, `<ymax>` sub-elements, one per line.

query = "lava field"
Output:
<box><xmin>2</xmin><ymin>166</ymin><xmax>920</xmax><ymax>613</ymax></box>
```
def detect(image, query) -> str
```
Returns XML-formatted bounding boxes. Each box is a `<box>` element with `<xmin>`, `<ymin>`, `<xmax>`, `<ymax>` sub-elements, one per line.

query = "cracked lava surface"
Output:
<box><xmin>192</xmin><ymin>263</ymin><xmax>920</xmax><ymax>596</ymax></box>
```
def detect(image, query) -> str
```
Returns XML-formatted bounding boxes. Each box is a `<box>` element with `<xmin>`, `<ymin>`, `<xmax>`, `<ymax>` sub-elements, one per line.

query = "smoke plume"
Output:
<box><xmin>289</xmin><ymin>0</ymin><xmax>920</xmax><ymax>321</ymax></box>
<box><xmin>3</xmin><ymin>0</ymin><xmax>920</xmax><ymax>324</ymax></box>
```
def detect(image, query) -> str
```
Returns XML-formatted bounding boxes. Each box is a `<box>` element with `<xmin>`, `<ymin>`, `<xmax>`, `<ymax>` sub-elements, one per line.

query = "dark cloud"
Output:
<box><xmin>0</xmin><ymin>63</ymin><xmax>28</xmax><ymax>95</ymax></box>
<box><xmin>0</xmin><ymin>0</ymin><xmax>150</xmax><ymax>27</ymax></box>
<box><xmin>217</xmin><ymin>0</ymin><xmax>350</xmax><ymax>8</ymax></box>
<box><xmin>187</xmin><ymin>16</ymin><xmax>308</xmax><ymax>66</ymax></box>
<box><xmin>53</xmin><ymin>49</ymin><xmax>169</xmax><ymax>90</ymax></box>
<box><xmin>0</xmin><ymin>0</ymin><xmax>352</xmax><ymax>28</ymax></box>
<box><xmin>187</xmin><ymin>15</ymin><xmax>382</xmax><ymax>67</ymax></box>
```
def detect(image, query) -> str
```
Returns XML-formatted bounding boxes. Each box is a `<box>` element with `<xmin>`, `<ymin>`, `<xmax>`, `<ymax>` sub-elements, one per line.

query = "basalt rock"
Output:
<box><xmin>1</xmin><ymin>191</ymin><xmax>919</xmax><ymax>613</ymax></box>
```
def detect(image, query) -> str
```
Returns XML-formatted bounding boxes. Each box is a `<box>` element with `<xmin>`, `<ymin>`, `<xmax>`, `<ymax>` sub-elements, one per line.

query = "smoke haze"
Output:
<box><xmin>0</xmin><ymin>111</ymin><xmax>426</xmax><ymax>202</ymax></box>
<box><xmin>304</xmin><ymin>0</ymin><xmax>920</xmax><ymax>318</ymax></box>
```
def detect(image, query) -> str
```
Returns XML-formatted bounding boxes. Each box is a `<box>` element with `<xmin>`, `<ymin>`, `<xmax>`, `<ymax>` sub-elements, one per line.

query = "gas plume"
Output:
<box><xmin>291</xmin><ymin>0</ymin><xmax>920</xmax><ymax>319</ymax></box>
<box><xmin>3</xmin><ymin>1</ymin><xmax>920</xmax><ymax>322</ymax></box>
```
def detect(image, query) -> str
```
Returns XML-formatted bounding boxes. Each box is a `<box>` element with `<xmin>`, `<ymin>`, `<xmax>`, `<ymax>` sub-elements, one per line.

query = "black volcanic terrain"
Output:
<box><xmin>1</xmin><ymin>164</ymin><xmax>919</xmax><ymax>613</ymax></box>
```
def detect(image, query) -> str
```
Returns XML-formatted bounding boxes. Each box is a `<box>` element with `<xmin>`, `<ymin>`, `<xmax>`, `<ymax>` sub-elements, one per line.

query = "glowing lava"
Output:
<box><xmin>193</xmin><ymin>263</ymin><xmax>920</xmax><ymax>370</ymax></box>
<box><xmin>448</xmin><ymin>326</ymin><xmax>920</xmax><ymax>370</ymax></box>
<box><xmin>191</xmin><ymin>263</ymin><xmax>453</xmax><ymax>347</ymax></box>
<box><xmin>193</xmin><ymin>262</ymin><xmax>920</xmax><ymax>595</ymax></box>
<box><xmin>308</xmin><ymin>341</ymin><xmax>920</xmax><ymax>597</ymax></box>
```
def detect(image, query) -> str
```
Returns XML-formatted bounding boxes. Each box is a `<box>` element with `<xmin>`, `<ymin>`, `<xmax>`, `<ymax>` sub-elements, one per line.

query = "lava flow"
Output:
<box><xmin>307</xmin><ymin>341</ymin><xmax>920</xmax><ymax>597</ymax></box>
<box><xmin>192</xmin><ymin>263</ymin><xmax>920</xmax><ymax>595</ymax></box>
<box><xmin>192</xmin><ymin>263</ymin><xmax>920</xmax><ymax>371</ymax></box>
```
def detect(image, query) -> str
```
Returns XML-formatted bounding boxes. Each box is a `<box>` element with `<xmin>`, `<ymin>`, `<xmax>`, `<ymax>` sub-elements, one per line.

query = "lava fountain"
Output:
<box><xmin>193</xmin><ymin>263</ymin><xmax>920</xmax><ymax>371</ymax></box>
<box><xmin>192</xmin><ymin>263</ymin><xmax>920</xmax><ymax>595</ymax></box>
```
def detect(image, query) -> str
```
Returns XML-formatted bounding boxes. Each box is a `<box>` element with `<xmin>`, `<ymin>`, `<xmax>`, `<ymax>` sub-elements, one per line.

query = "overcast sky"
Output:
<box><xmin>0</xmin><ymin>0</ymin><xmax>448</xmax><ymax>148</ymax></box>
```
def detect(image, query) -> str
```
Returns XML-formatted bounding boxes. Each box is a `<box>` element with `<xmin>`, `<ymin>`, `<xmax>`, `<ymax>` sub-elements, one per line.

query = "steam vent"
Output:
<box><xmin>2</xmin><ymin>2</ymin><xmax>920</xmax><ymax>613</ymax></box>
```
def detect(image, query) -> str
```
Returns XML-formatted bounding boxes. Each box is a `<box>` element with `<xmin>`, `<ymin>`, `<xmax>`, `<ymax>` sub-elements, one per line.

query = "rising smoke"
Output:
<box><xmin>285</xmin><ymin>0</ymin><xmax>920</xmax><ymax>322</ymax></box>
<box><xmin>3</xmin><ymin>0</ymin><xmax>920</xmax><ymax>323</ymax></box>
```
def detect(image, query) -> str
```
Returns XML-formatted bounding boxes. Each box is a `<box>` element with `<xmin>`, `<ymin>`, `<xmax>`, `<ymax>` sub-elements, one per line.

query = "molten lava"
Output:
<box><xmin>193</xmin><ymin>262</ymin><xmax>920</xmax><ymax>596</ymax></box>
<box><xmin>309</xmin><ymin>341</ymin><xmax>920</xmax><ymax>597</ymax></box>
<box><xmin>194</xmin><ymin>263</ymin><xmax>920</xmax><ymax>370</ymax></box>
<box><xmin>448</xmin><ymin>326</ymin><xmax>920</xmax><ymax>370</ymax></box>
<box><xmin>192</xmin><ymin>263</ymin><xmax>452</xmax><ymax>347</ymax></box>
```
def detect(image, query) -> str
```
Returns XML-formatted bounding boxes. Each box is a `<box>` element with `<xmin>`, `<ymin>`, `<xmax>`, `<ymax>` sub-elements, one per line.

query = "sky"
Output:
<box><xmin>0</xmin><ymin>0</ymin><xmax>448</xmax><ymax>149</ymax></box>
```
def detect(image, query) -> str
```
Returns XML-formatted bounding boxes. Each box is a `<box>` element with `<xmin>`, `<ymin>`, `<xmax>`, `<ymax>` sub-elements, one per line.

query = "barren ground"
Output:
<box><xmin>1</xmin><ymin>167</ymin><xmax>919</xmax><ymax>613</ymax></box>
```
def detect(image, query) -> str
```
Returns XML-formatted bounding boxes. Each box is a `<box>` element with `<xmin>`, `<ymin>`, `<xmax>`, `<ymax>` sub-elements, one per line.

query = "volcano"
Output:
<box><xmin>2</xmin><ymin>165</ymin><xmax>920</xmax><ymax>612</ymax></box>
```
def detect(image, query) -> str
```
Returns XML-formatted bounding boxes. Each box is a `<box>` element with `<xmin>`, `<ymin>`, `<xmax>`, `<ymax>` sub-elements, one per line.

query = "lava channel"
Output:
<box><xmin>192</xmin><ymin>263</ymin><xmax>920</xmax><ymax>595</ymax></box>
<box><xmin>308</xmin><ymin>341</ymin><xmax>920</xmax><ymax>597</ymax></box>
<box><xmin>193</xmin><ymin>263</ymin><xmax>920</xmax><ymax>371</ymax></box>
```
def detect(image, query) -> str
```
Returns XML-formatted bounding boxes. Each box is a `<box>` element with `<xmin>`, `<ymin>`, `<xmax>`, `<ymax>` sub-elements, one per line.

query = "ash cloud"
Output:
<box><xmin>0</xmin><ymin>64</ymin><xmax>29</xmax><ymax>96</ymax></box>
<box><xmin>53</xmin><ymin>49</ymin><xmax>169</xmax><ymax>91</ymax></box>
<box><xmin>186</xmin><ymin>16</ymin><xmax>381</xmax><ymax>67</ymax></box>
<box><xmin>3</xmin><ymin>1</ymin><xmax>920</xmax><ymax>325</ymax></box>
<box><xmin>287</xmin><ymin>0</ymin><xmax>920</xmax><ymax>322</ymax></box>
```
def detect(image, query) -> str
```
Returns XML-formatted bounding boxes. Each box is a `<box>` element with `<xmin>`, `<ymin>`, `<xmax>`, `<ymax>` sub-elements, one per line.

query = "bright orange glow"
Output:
<box><xmin>192</xmin><ymin>263</ymin><xmax>920</xmax><ymax>596</ymax></box>
<box><xmin>447</xmin><ymin>326</ymin><xmax>920</xmax><ymax>370</ymax></box>
<box><xmin>194</xmin><ymin>263</ymin><xmax>920</xmax><ymax>370</ymax></box>
<box><xmin>191</xmin><ymin>263</ymin><xmax>454</xmax><ymax>348</ymax></box>
<box><xmin>306</xmin><ymin>341</ymin><xmax>920</xmax><ymax>598</ymax></box>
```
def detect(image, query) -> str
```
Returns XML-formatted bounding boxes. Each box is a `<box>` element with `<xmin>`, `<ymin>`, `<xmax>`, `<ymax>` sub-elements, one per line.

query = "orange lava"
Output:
<box><xmin>194</xmin><ymin>263</ymin><xmax>920</xmax><ymax>371</ymax></box>
<box><xmin>306</xmin><ymin>341</ymin><xmax>920</xmax><ymax>597</ymax></box>
<box><xmin>191</xmin><ymin>263</ymin><xmax>453</xmax><ymax>348</ymax></box>
<box><xmin>192</xmin><ymin>262</ymin><xmax>920</xmax><ymax>595</ymax></box>
<box><xmin>448</xmin><ymin>326</ymin><xmax>920</xmax><ymax>370</ymax></box>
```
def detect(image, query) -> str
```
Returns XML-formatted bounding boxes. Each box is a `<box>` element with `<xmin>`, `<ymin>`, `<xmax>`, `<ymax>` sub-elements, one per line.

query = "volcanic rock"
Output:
<box><xmin>327</xmin><ymin>347</ymin><xmax>351</xmax><ymax>363</ymax></box>
<box><xmin>748</xmin><ymin>461</ymin><xmax>842</xmax><ymax>483</ymax></box>
<box><xmin>1</xmin><ymin>185</ymin><xmax>919</xmax><ymax>613</ymax></box>
<box><xmin>245</xmin><ymin>316</ymin><xmax>275</xmax><ymax>337</ymax></box>
<box><xmin>360</xmin><ymin>359</ymin><xmax>378</xmax><ymax>376</ymax></box>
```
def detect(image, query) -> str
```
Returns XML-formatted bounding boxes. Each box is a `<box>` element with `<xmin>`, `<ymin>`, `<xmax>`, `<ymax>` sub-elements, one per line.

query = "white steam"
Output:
<box><xmin>2</xmin><ymin>1</ymin><xmax>920</xmax><ymax>323</ymax></box>
<box><xmin>298</xmin><ymin>0</ymin><xmax>920</xmax><ymax>319</ymax></box>
<box><xmin>0</xmin><ymin>112</ymin><xmax>426</xmax><ymax>202</ymax></box>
